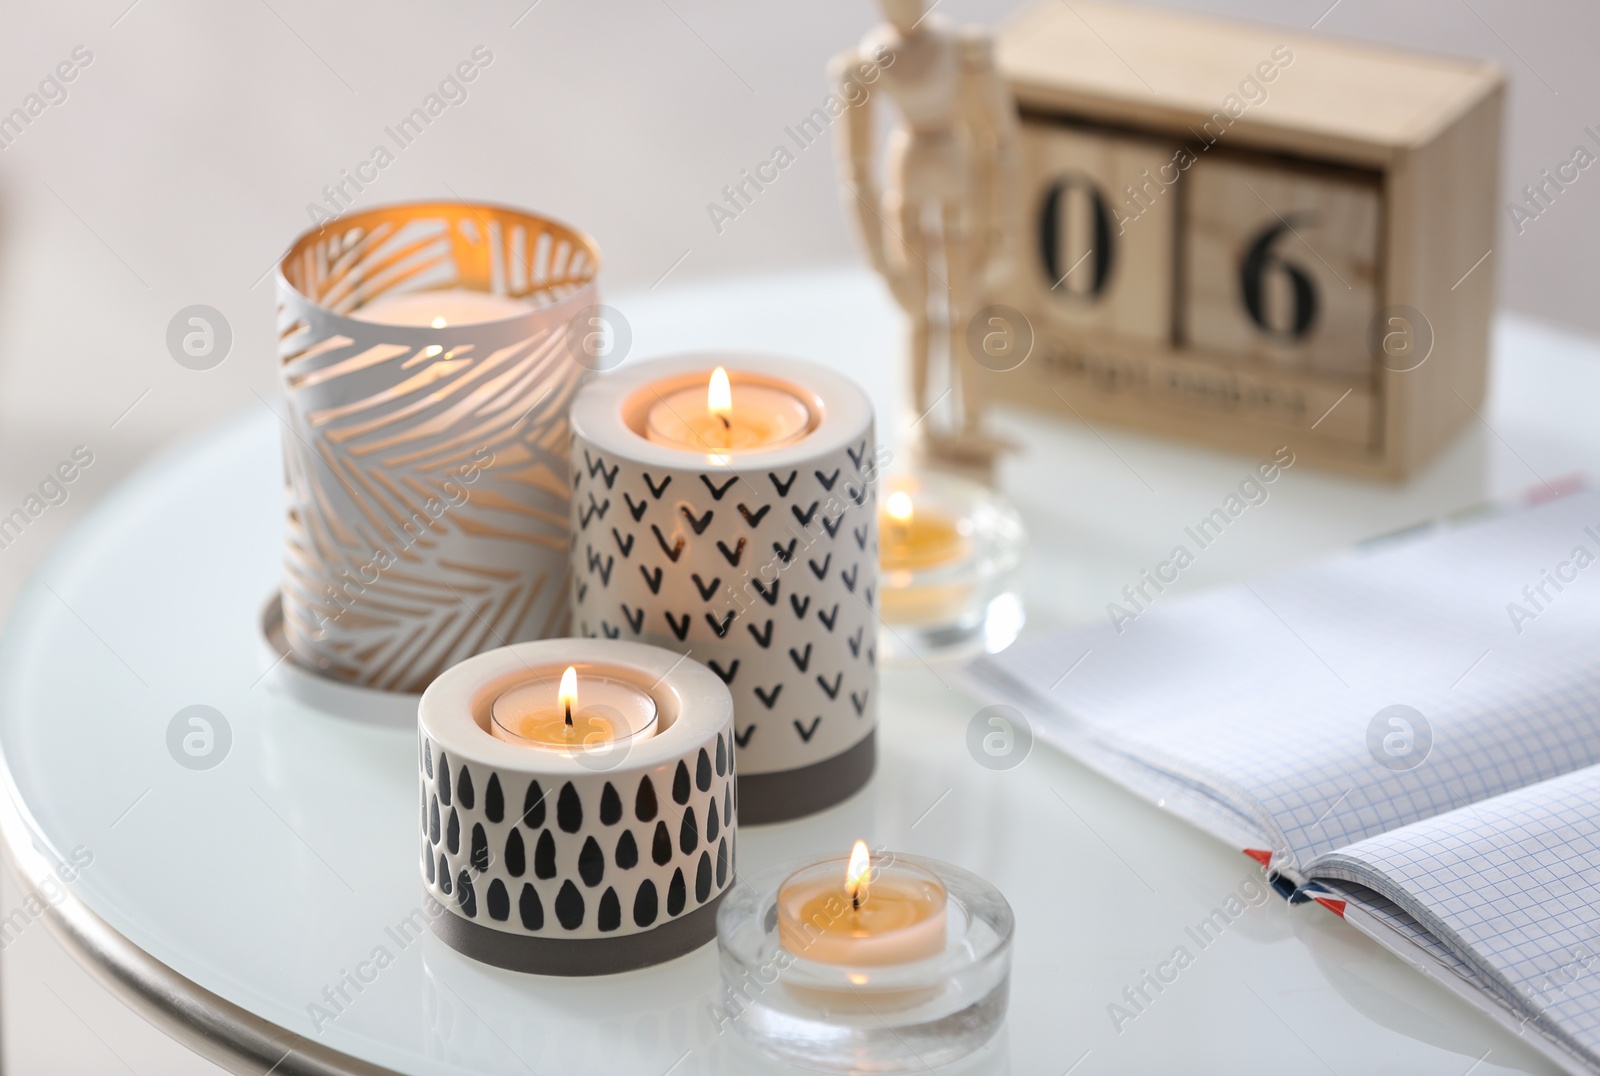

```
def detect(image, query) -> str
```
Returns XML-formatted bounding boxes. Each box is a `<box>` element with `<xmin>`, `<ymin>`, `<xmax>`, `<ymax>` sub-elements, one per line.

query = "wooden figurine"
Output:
<box><xmin>979</xmin><ymin>0</ymin><xmax>1503</xmax><ymax>479</ymax></box>
<box><xmin>831</xmin><ymin>0</ymin><xmax>1022</xmax><ymax>476</ymax></box>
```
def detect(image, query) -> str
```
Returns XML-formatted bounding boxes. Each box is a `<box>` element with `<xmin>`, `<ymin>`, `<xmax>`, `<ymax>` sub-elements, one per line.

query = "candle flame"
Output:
<box><xmin>559</xmin><ymin>666</ymin><xmax>578</xmax><ymax>726</ymax></box>
<box><xmin>430</xmin><ymin>315</ymin><xmax>448</xmax><ymax>329</ymax></box>
<box><xmin>707</xmin><ymin>366</ymin><xmax>733</xmax><ymax>417</ymax></box>
<box><xmin>885</xmin><ymin>491</ymin><xmax>914</xmax><ymax>525</ymax></box>
<box><xmin>845</xmin><ymin>840</ymin><xmax>871</xmax><ymax>909</ymax></box>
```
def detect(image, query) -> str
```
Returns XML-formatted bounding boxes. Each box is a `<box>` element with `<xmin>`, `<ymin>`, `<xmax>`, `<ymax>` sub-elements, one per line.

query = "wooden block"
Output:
<box><xmin>1016</xmin><ymin>121</ymin><xmax>1177</xmax><ymax>345</ymax></box>
<box><xmin>1184</xmin><ymin>156</ymin><xmax>1381</xmax><ymax>379</ymax></box>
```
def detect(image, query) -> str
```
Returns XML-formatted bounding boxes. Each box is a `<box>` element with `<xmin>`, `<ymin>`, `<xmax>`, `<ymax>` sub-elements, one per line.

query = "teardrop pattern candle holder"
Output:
<box><xmin>274</xmin><ymin>201</ymin><xmax>600</xmax><ymax>694</ymax></box>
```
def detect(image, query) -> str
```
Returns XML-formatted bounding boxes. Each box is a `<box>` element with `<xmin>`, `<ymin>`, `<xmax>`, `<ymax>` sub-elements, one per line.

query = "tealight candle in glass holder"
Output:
<box><xmin>877</xmin><ymin>471</ymin><xmax>1027</xmax><ymax>662</ymax></box>
<box><xmin>489</xmin><ymin>665</ymin><xmax>659</xmax><ymax>749</ymax></box>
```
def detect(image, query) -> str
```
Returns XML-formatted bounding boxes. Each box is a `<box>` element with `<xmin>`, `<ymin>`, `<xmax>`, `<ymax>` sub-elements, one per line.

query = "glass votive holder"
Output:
<box><xmin>878</xmin><ymin>470</ymin><xmax>1027</xmax><ymax>662</ymax></box>
<box><xmin>715</xmin><ymin>854</ymin><xmax>1014</xmax><ymax>1073</ymax></box>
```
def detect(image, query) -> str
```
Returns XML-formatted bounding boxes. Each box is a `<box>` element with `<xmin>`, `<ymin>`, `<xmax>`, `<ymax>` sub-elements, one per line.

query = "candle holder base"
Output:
<box><xmin>715</xmin><ymin>855</ymin><xmax>1013</xmax><ymax>1073</ymax></box>
<box><xmin>258</xmin><ymin>594</ymin><xmax>418</xmax><ymax>726</ymax></box>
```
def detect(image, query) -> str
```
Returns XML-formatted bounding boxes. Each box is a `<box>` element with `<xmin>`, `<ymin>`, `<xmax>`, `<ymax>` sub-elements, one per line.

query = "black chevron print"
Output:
<box><xmin>788</xmin><ymin>643</ymin><xmax>812</xmax><ymax>673</ymax></box>
<box><xmin>601</xmin><ymin>621</ymin><xmax>620</xmax><ymax>638</ymax></box>
<box><xmin>708</xmin><ymin>658</ymin><xmax>739</xmax><ymax>684</ymax></box>
<box><xmin>817</xmin><ymin>672</ymin><xmax>842</xmax><ymax>699</ymax></box>
<box><xmin>753</xmin><ymin>684</ymin><xmax>783</xmax><ymax>709</ymax></box>
<box><xmin>717</xmin><ymin>538</ymin><xmax>746</xmax><ymax>566</ymax></box>
<box><xmin>808</xmin><ymin>553</ymin><xmax>831</xmax><ymax>580</ymax></box>
<box><xmin>854</xmin><ymin>524</ymin><xmax>869</xmax><ymax>550</ymax></box>
<box><xmin>867</xmin><ymin>646</ymin><xmax>875</xmax><ymax>666</ymax></box>
<box><xmin>579</xmin><ymin>494</ymin><xmax>610</xmax><ymax>529</ymax></box>
<box><xmin>846</xmin><ymin>441</ymin><xmax>867</xmax><ymax>470</ymax></box>
<box><xmin>818</xmin><ymin>604</ymin><xmax>839</xmax><ymax>631</ymax></box>
<box><xmin>794</xmin><ymin>717</ymin><xmax>822</xmax><ymax>742</ymax></box>
<box><xmin>814</xmin><ymin>467</ymin><xmax>840</xmax><ymax>490</ymax></box>
<box><xmin>841</xmin><ymin>565</ymin><xmax>858</xmax><ymax>592</ymax></box>
<box><xmin>623</xmin><ymin>492</ymin><xmax>648</xmax><ymax>521</ymax></box>
<box><xmin>665</xmin><ymin>611</ymin><xmax>691</xmax><ymax>641</ymax></box>
<box><xmin>769</xmin><ymin>470</ymin><xmax>797</xmax><ymax>496</ymax></box>
<box><xmin>692</xmin><ymin>573</ymin><xmax>722</xmax><ymax>601</ymax></box>
<box><xmin>846</xmin><ymin>483</ymin><xmax>869</xmax><ymax>506</ymax></box>
<box><xmin>851</xmin><ymin>690</ymin><xmax>869</xmax><ymax>716</ymax></box>
<box><xmin>652</xmin><ymin>525</ymin><xmax>685</xmax><ymax>562</ymax></box>
<box><xmin>586</xmin><ymin>548</ymin><xmax>614</xmax><ymax>586</ymax></box>
<box><xmin>641</xmin><ymin>565</ymin><xmax>663</xmax><ymax>594</ymax></box>
<box><xmin>622</xmin><ymin>604</ymin><xmax>644</xmax><ymax>633</ymax></box>
<box><xmin>752</xmin><ymin>577</ymin><xmax>779</xmax><ymax>605</ymax></box>
<box><xmin>821</xmin><ymin>513</ymin><xmax>844</xmax><ymax>539</ymax></box>
<box><xmin>747</xmin><ymin>618</ymin><xmax>774</xmax><ymax>648</ymax></box>
<box><xmin>737</xmin><ymin>503</ymin><xmax>770</xmax><ymax>527</ymax></box>
<box><xmin>791</xmin><ymin>501</ymin><xmax>819</xmax><ymax>526</ymax></box>
<box><xmin>848</xmin><ymin>627</ymin><xmax>864</xmax><ymax>657</ymax></box>
<box><xmin>643</xmin><ymin>472</ymin><xmax>672</xmax><ymax>499</ymax></box>
<box><xmin>705</xmin><ymin>611</ymin><xmax>735</xmax><ymax>637</ymax></box>
<box><xmin>773</xmin><ymin>538</ymin><xmax>797</xmax><ymax>564</ymax></box>
<box><xmin>681</xmin><ymin>506</ymin><xmax>714</xmax><ymax>535</ymax></box>
<box><xmin>864</xmin><ymin>585</ymin><xmax>875</xmax><ymax>606</ymax></box>
<box><xmin>576</xmin><ymin>582</ymin><xmax>588</xmax><ymax>603</ymax></box>
<box><xmin>700</xmin><ymin>474</ymin><xmax>738</xmax><ymax>500</ymax></box>
<box><xmin>612</xmin><ymin>528</ymin><xmax>634</xmax><ymax>557</ymax></box>
<box><xmin>789</xmin><ymin>593</ymin><xmax>811</xmax><ymax>619</ymax></box>
<box><xmin>734</xmin><ymin>725</ymin><xmax>756</xmax><ymax>748</ymax></box>
<box><xmin>585</xmin><ymin>450</ymin><xmax>619</xmax><ymax>488</ymax></box>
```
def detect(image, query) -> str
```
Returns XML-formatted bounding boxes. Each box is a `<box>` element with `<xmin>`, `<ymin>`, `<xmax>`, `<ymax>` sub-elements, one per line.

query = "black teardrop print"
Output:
<box><xmin>535</xmin><ymin>830</ymin><xmax>557</xmax><ymax>879</ymax></box>
<box><xmin>579</xmin><ymin>837</ymin><xmax>605</xmax><ymax>887</ymax></box>
<box><xmin>724</xmin><ymin>786</ymin><xmax>733</xmax><ymax>827</ymax></box>
<box><xmin>636</xmin><ymin>776</ymin><xmax>658</xmax><ymax>821</ymax></box>
<box><xmin>520</xmin><ymin>883</ymin><xmax>544</xmax><ymax>930</ymax></box>
<box><xmin>673</xmin><ymin>761</ymin><xmax>691</xmax><ymax>805</ymax></box>
<box><xmin>696</xmin><ymin>851</ymin><xmax>712</xmax><ymax>903</ymax></box>
<box><xmin>505</xmin><ymin>829</ymin><xmax>526</xmax><ymax>877</ymax></box>
<box><xmin>679</xmin><ymin>807</ymin><xmax>699</xmax><ymax>855</ymax></box>
<box><xmin>485</xmin><ymin>774</ymin><xmax>504</xmax><ymax>823</ymax></box>
<box><xmin>717</xmin><ymin>837</ymin><xmax>728</xmax><ymax>887</ymax></box>
<box><xmin>715</xmin><ymin>735</ymin><xmax>726</xmax><ymax>776</ymax></box>
<box><xmin>557</xmin><ymin>782</ymin><xmax>583</xmax><ymax>833</ymax></box>
<box><xmin>667</xmin><ymin>869</ymin><xmax>687</xmax><ymax>916</ymax></box>
<box><xmin>429</xmin><ymin>796</ymin><xmax>440</xmax><ymax>845</ymax></box>
<box><xmin>634</xmin><ymin>880</ymin><xmax>659</xmax><ymax>927</ymax></box>
<box><xmin>600</xmin><ymin>782</ymin><xmax>622</xmax><ymax>825</ymax></box>
<box><xmin>555</xmin><ymin>880</ymin><xmax>585</xmax><ymax>930</ymax></box>
<box><xmin>438</xmin><ymin>855</ymin><xmax>451</xmax><ymax>894</ymax></box>
<box><xmin>706</xmin><ymin>802</ymin><xmax>720</xmax><ymax>843</ymax></box>
<box><xmin>616</xmin><ymin>830</ymin><xmax>639</xmax><ymax>869</ymax></box>
<box><xmin>470</xmin><ymin>823</ymin><xmax>489</xmax><ymax>873</ymax></box>
<box><xmin>652</xmin><ymin>821</ymin><xmax>672</xmax><ymax>865</ymax></box>
<box><xmin>457</xmin><ymin>871</ymin><xmax>476</xmax><ymax>916</ymax></box>
<box><xmin>523</xmin><ymin>780</ymin><xmax>546</xmax><ymax>828</ymax></box>
<box><xmin>487</xmin><ymin>879</ymin><xmax>510</xmax><ymax>921</ymax></box>
<box><xmin>696</xmin><ymin>749</ymin><xmax>712</xmax><ymax>792</ymax></box>
<box><xmin>457</xmin><ymin>766</ymin><xmax>474</xmax><ymax>810</ymax></box>
<box><xmin>598</xmin><ymin>888</ymin><xmax>621</xmax><ymax>932</ymax></box>
<box><xmin>446</xmin><ymin>808</ymin><xmax>460</xmax><ymax>854</ymax></box>
<box><xmin>423</xmin><ymin>839</ymin><xmax>435</xmax><ymax>883</ymax></box>
<box><xmin>438</xmin><ymin>756</ymin><xmax>451</xmax><ymax>806</ymax></box>
<box><xmin>423</xmin><ymin>738</ymin><xmax>433</xmax><ymax>778</ymax></box>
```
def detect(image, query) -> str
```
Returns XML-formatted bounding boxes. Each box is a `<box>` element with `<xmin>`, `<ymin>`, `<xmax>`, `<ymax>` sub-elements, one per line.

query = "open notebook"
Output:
<box><xmin>962</xmin><ymin>485</ymin><xmax>1600</xmax><ymax>1074</ymax></box>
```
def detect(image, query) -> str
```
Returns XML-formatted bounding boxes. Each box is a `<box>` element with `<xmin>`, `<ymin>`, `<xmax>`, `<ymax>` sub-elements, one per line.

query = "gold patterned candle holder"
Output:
<box><xmin>273</xmin><ymin>201</ymin><xmax>601</xmax><ymax>694</ymax></box>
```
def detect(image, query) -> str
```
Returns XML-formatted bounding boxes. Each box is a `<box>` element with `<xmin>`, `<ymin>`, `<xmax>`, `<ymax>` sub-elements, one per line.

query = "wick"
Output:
<box><xmin>564</xmin><ymin>702</ymin><xmax>573</xmax><ymax>728</ymax></box>
<box><xmin>717</xmin><ymin>414</ymin><xmax>731</xmax><ymax>430</ymax></box>
<box><xmin>851</xmin><ymin>891</ymin><xmax>860</xmax><ymax>912</ymax></box>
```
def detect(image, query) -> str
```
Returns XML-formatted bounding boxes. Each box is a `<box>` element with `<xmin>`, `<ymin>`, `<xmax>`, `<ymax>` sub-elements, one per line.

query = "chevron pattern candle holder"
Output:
<box><xmin>569</xmin><ymin>354</ymin><xmax>880</xmax><ymax>824</ymax></box>
<box><xmin>274</xmin><ymin>201</ymin><xmax>601</xmax><ymax>694</ymax></box>
<box><xmin>418</xmin><ymin>638</ymin><xmax>736</xmax><ymax>974</ymax></box>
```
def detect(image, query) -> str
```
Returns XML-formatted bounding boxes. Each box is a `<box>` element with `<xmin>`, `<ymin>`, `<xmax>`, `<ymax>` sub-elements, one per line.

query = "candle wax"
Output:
<box><xmin>645</xmin><ymin>380</ymin><xmax>811</xmax><ymax>454</ymax></box>
<box><xmin>880</xmin><ymin>509</ymin><xmax>970</xmax><ymax>573</ymax></box>
<box><xmin>490</xmin><ymin>675</ymin><xmax>658</xmax><ymax>749</ymax></box>
<box><xmin>351</xmin><ymin>288</ymin><xmax>532</xmax><ymax>327</ymax></box>
<box><xmin>777</xmin><ymin>860</ymin><xmax>947</xmax><ymax>966</ymax></box>
<box><xmin>879</xmin><ymin>496</ymin><xmax>977</xmax><ymax>624</ymax></box>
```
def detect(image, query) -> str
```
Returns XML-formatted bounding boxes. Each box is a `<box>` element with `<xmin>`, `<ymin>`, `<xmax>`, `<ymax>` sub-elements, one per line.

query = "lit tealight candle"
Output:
<box><xmin>490</xmin><ymin>665</ymin><xmax>659</xmax><ymax>750</ymax></box>
<box><xmin>644</xmin><ymin>366</ymin><xmax>813</xmax><ymax>455</ymax></box>
<box><xmin>777</xmin><ymin>841</ymin><xmax>948</xmax><ymax>966</ymax></box>
<box><xmin>351</xmin><ymin>287</ymin><xmax>532</xmax><ymax>327</ymax></box>
<box><xmin>879</xmin><ymin>484</ymin><xmax>976</xmax><ymax>626</ymax></box>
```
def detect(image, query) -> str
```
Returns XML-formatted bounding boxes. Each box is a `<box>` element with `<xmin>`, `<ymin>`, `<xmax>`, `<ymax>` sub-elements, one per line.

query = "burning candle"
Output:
<box><xmin>644</xmin><ymin>365</ymin><xmax>813</xmax><ymax>455</ymax></box>
<box><xmin>489</xmin><ymin>665</ymin><xmax>659</xmax><ymax>749</ymax></box>
<box><xmin>350</xmin><ymin>287</ymin><xmax>533</xmax><ymax>327</ymax></box>
<box><xmin>776</xmin><ymin>841</ymin><xmax>948</xmax><ymax>966</ymax></box>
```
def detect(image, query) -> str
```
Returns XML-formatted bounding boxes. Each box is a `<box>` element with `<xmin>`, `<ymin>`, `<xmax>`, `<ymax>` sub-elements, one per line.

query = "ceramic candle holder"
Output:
<box><xmin>418</xmin><ymin>639</ymin><xmax>736</xmax><ymax>975</ymax></box>
<box><xmin>568</xmin><ymin>354</ymin><xmax>880</xmax><ymax>824</ymax></box>
<box><xmin>274</xmin><ymin>201</ymin><xmax>602</xmax><ymax>694</ymax></box>
<box><xmin>716</xmin><ymin>853</ymin><xmax>1014</xmax><ymax>1072</ymax></box>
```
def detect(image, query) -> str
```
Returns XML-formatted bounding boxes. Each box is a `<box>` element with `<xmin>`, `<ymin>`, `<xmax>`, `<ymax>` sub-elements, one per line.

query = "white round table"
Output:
<box><xmin>1</xmin><ymin>268</ymin><xmax>1591</xmax><ymax>1075</ymax></box>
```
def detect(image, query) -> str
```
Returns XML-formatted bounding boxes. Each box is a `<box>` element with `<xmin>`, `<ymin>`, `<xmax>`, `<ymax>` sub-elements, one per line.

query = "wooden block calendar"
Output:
<box><xmin>985</xmin><ymin>1</ymin><xmax>1503</xmax><ymax>479</ymax></box>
